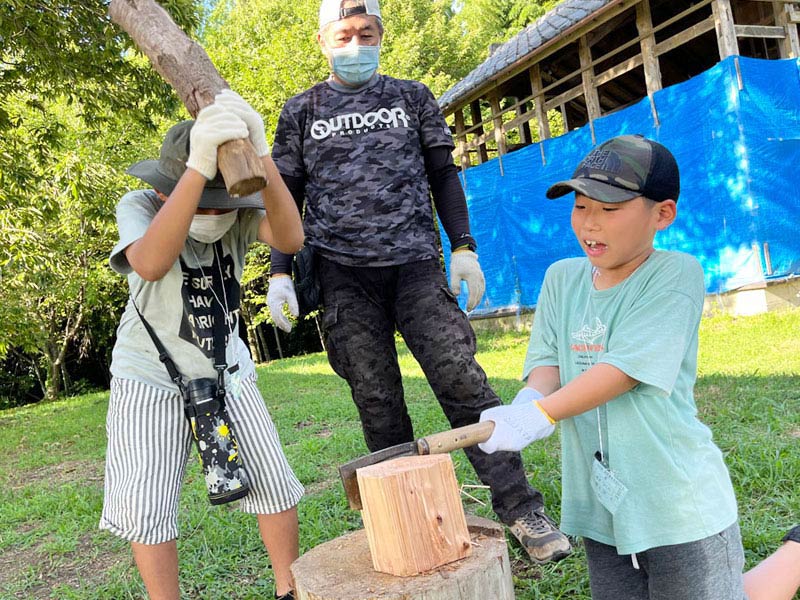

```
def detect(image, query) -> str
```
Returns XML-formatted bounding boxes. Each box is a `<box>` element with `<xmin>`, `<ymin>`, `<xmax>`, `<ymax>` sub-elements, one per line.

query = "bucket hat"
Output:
<box><xmin>126</xmin><ymin>120</ymin><xmax>263</xmax><ymax>210</ymax></box>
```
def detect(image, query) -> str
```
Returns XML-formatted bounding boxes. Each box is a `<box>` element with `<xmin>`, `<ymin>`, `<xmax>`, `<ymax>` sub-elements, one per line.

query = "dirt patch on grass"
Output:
<box><xmin>293</xmin><ymin>419</ymin><xmax>333</xmax><ymax>438</ymax></box>
<box><xmin>2</xmin><ymin>459</ymin><xmax>123</xmax><ymax>597</ymax></box>
<box><xmin>510</xmin><ymin>556</ymin><xmax>545</xmax><ymax>580</ymax></box>
<box><xmin>0</xmin><ymin>532</ymin><xmax>129</xmax><ymax>599</ymax></box>
<box><xmin>302</xmin><ymin>478</ymin><xmax>337</xmax><ymax>495</ymax></box>
<box><xmin>8</xmin><ymin>459</ymin><xmax>104</xmax><ymax>492</ymax></box>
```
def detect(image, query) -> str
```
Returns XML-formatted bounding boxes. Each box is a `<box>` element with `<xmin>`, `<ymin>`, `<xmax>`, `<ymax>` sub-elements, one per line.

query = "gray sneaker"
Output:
<box><xmin>509</xmin><ymin>509</ymin><xmax>572</xmax><ymax>563</ymax></box>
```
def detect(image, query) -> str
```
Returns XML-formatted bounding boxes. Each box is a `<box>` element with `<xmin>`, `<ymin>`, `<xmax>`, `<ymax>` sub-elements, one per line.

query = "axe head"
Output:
<box><xmin>338</xmin><ymin>441</ymin><xmax>419</xmax><ymax>510</ymax></box>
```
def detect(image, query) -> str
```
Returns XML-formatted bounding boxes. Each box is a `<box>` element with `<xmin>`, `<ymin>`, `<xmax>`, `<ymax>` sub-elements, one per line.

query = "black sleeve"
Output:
<box><xmin>424</xmin><ymin>145</ymin><xmax>476</xmax><ymax>251</ymax></box>
<box><xmin>269</xmin><ymin>173</ymin><xmax>306</xmax><ymax>276</ymax></box>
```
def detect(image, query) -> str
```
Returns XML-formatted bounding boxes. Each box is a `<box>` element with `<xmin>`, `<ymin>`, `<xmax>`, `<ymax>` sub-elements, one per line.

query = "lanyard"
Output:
<box><xmin>190</xmin><ymin>241</ymin><xmax>230</xmax><ymax>399</ymax></box>
<box><xmin>579</xmin><ymin>267</ymin><xmax>608</xmax><ymax>462</ymax></box>
<box><xmin>133</xmin><ymin>240</ymin><xmax>231</xmax><ymax>399</ymax></box>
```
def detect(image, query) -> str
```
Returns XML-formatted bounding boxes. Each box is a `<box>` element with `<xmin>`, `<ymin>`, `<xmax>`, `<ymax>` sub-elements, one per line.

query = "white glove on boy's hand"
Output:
<box><xmin>478</xmin><ymin>387</ymin><xmax>554</xmax><ymax>454</ymax></box>
<box><xmin>186</xmin><ymin>104</ymin><xmax>248</xmax><ymax>180</ymax></box>
<box><xmin>267</xmin><ymin>276</ymin><xmax>299</xmax><ymax>333</ymax></box>
<box><xmin>214</xmin><ymin>89</ymin><xmax>270</xmax><ymax>157</ymax></box>
<box><xmin>449</xmin><ymin>249</ymin><xmax>486</xmax><ymax>311</ymax></box>
<box><xmin>512</xmin><ymin>386</ymin><xmax>544</xmax><ymax>405</ymax></box>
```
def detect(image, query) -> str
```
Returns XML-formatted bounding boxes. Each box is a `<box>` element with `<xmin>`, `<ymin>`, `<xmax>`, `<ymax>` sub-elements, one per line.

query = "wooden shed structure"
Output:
<box><xmin>439</xmin><ymin>0</ymin><xmax>800</xmax><ymax>171</ymax></box>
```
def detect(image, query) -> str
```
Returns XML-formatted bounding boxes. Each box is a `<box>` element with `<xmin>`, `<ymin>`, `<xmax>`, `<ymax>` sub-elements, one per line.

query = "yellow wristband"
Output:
<box><xmin>534</xmin><ymin>400</ymin><xmax>557</xmax><ymax>425</ymax></box>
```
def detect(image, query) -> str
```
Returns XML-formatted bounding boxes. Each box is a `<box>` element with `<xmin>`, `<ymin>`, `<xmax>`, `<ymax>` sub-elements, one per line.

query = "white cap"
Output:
<box><xmin>319</xmin><ymin>0</ymin><xmax>381</xmax><ymax>31</ymax></box>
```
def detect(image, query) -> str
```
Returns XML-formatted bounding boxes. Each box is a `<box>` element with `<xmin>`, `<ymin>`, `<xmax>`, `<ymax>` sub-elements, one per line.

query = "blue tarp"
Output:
<box><xmin>442</xmin><ymin>57</ymin><xmax>800</xmax><ymax>315</ymax></box>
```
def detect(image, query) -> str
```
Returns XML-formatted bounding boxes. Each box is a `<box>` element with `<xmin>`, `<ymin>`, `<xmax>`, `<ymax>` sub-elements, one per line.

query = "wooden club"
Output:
<box><xmin>109</xmin><ymin>0</ymin><xmax>267</xmax><ymax>197</ymax></box>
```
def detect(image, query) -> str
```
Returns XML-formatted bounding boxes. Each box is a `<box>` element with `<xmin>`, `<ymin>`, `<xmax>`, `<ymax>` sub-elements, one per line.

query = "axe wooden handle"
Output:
<box><xmin>417</xmin><ymin>421</ymin><xmax>495</xmax><ymax>455</ymax></box>
<box><xmin>109</xmin><ymin>0</ymin><xmax>266</xmax><ymax>197</ymax></box>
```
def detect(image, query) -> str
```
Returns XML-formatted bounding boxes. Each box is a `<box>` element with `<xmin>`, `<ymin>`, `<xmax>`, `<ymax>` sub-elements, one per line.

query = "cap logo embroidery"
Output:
<box><xmin>583</xmin><ymin>149</ymin><xmax>610</xmax><ymax>169</ymax></box>
<box><xmin>583</xmin><ymin>150</ymin><xmax>624</xmax><ymax>175</ymax></box>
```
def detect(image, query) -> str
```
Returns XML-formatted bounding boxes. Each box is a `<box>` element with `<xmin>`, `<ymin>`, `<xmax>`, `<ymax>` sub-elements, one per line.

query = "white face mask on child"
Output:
<box><xmin>188</xmin><ymin>210</ymin><xmax>238</xmax><ymax>243</ymax></box>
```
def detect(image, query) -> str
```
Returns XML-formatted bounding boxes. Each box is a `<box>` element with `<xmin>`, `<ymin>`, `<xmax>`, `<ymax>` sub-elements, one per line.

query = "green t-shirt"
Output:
<box><xmin>109</xmin><ymin>190</ymin><xmax>265</xmax><ymax>391</ymax></box>
<box><xmin>523</xmin><ymin>251</ymin><xmax>738</xmax><ymax>554</ymax></box>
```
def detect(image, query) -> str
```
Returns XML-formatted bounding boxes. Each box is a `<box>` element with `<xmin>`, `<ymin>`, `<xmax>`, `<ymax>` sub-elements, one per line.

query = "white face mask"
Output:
<box><xmin>188</xmin><ymin>210</ymin><xmax>238</xmax><ymax>243</ymax></box>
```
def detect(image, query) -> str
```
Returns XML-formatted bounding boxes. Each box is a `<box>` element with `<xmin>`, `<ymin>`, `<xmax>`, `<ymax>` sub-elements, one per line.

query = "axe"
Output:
<box><xmin>109</xmin><ymin>0</ymin><xmax>266</xmax><ymax>197</ymax></box>
<box><xmin>338</xmin><ymin>421</ymin><xmax>495</xmax><ymax>510</ymax></box>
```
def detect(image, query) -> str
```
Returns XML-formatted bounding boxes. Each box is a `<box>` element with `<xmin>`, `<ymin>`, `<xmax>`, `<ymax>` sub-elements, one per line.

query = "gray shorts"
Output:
<box><xmin>100</xmin><ymin>376</ymin><xmax>304</xmax><ymax>545</ymax></box>
<box><xmin>584</xmin><ymin>522</ymin><xmax>747</xmax><ymax>600</ymax></box>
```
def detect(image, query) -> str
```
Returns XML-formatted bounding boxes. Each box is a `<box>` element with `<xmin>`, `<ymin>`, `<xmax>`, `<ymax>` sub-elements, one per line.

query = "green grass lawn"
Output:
<box><xmin>1</xmin><ymin>308</ymin><xmax>798</xmax><ymax>599</ymax></box>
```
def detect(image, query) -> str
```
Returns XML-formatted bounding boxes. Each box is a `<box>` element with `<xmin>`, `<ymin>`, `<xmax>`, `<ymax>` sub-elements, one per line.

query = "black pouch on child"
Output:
<box><xmin>292</xmin><ymin>245</ymin><xmax>321</xmax><ymax>317</ymax></box>
<box><xmin>182</xmin><ymin>377</ymin><xmax>250</xmax><ymax>505</ymax></box>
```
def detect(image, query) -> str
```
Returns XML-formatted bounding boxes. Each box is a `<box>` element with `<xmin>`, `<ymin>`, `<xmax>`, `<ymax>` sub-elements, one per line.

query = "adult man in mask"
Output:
<box><xmin>267</xmin><ymin>0</ymin><xmax>571</xmax><ymax>563</ymax></box>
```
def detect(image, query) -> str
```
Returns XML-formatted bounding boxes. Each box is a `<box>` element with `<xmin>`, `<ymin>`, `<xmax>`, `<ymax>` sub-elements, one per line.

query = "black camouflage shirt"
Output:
<box><xmin>272</xmin><ymin>74</ymin><xmax>455</xmax><ymax>267</ymax></box>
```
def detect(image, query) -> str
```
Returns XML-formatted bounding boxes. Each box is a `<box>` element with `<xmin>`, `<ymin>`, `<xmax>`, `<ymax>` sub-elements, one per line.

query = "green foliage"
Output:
<box><xmin>0</xmin><ymin>0</ymin><xmax>208</xmax><ymax>402</ymax></box>
<box><xmin>0</xmin><ymin>95</ymin><xmax>170</xmax><ymax>401</ymax></box>
<box><xmin>204</xmin><ymin>0</ymin><xmax>325</xmax><ymax>138</ymax></box>
<box><xmin>508</xmin><ymin>0</ymin><xmax>560</xmax><ymax>31</ymax></box>
<box><xmin>204</xmin><ymin>0</ymin><xmax>478</xmax><ymax>140</ymax></box>
<box><xmin>454</xmin><ymin>0</ymin><xmax>559</xmax><ymax>52</ymax></box>
<box><xmin>0</xmin><ymin>0</ymin><xmax>201</xmax><ymax>130</ymax></box>
<box><xmin>377</xmin><ymin>0</ymin><xmax>479</xmax><ymax>96</ymax></box>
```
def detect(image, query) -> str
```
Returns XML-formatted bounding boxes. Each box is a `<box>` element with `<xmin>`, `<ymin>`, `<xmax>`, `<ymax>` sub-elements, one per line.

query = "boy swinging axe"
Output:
<box><xmin>108</xmin><ymin>0</ymin><xmax>266</xmax><ymax>197</ymax></box>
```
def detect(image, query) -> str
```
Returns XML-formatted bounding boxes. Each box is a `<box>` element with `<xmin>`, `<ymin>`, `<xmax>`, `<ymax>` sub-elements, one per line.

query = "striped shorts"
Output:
<box><xmin>99</xmin><ymin>376</ymin><xmax>304</xmax><ymax>545</ymax></box>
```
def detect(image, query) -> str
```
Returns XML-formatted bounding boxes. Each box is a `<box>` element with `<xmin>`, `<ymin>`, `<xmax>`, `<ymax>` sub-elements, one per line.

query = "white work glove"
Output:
<box><xmin>478</xmin><ymin>387</ymin><xmax>555</xmax><ymax>454</ymax></box>
<box><xmin>449</xmin><ymin>249</ymin><xmax>486</xmax><ymax>311</ymax></box>
<box><xmin>186</xmin><ymin>104</ymin><xmax>248</xmax><ymax>180</ymax></box>
<box><xmin>267</xmin><ymin>275</ymin><xmax>299</xmax><ymax>333</ymax></box>
<box><xmin>214</xmin><ymin>89</ymin><xmax>270</xmax><ymax>157</ymax></box>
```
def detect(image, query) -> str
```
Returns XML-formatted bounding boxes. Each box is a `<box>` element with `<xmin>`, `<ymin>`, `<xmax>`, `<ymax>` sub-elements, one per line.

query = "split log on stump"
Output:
<box><xmin>108</xmin><ymin>0</ymin><xmax>266</xmax><ymax>197</ymax></box>
<box><xmin>358</xmin><ymin>454</ymin><xmax>471</xmax><ymax>576</ymax></box>
<box><xmin>291</xmin><ymin>515</ymin><xmax>515</xmax><ymax>600</ymax></box>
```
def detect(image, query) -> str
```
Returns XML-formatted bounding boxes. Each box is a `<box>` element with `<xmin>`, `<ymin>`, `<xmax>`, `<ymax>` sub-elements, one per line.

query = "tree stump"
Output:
<box><xmin>291</xmin><ymin>516</ymin><xmax>515</xmax><ymax>600</ymax></box>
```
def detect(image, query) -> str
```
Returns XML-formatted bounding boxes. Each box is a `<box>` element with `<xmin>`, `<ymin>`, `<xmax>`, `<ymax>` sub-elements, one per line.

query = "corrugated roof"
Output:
<box><xmin>438</xmin><ymin>0</ymin><xmax>613</xmax><ymax>110</ymax></box>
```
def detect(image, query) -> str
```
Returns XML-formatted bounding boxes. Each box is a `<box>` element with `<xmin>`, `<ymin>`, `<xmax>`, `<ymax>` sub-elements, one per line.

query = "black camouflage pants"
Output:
<box><xmin>318</xmin><ymin>256</ymin><xmax>543</xmax><ymax>524</ymax></box>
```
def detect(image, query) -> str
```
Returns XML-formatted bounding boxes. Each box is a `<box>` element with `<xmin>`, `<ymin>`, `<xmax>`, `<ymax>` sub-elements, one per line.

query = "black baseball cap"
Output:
<box><xmin>546</xmin><ymin>134</ymin><xmax>680</xmax><ymax>203</ymax></box>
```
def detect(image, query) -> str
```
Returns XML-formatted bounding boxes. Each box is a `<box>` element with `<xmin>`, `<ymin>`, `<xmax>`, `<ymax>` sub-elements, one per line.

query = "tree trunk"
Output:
<box><xmin>60</xmin><ymin>360</ymin><xmax>70</xmax><ymax>396</ymax></box>
<box><xmin>42</xmin><ymin>303</ymin><xmax>85</xmax><ymax>401</ymax></box>
<box><xmin>261</xmin><ymin>325</ymin><xmax>272</xmax><ymax>362</ymax></box>
<box><xmin>273</xmin><ymin>326</ymin><xmax>284</xmax><ymax>359</ymax></box>
<box><xmin>239</xmin><ymin>301</ymin><xmax>262</xmax><ymax>363</ymax></box>
<box><xmin>314</xmin><ymin>314</ymin><xmax>326</xmax><ymax>352</ymax></box>
<box><xmin>45</xmin><ymin>355</ymin><xmax>61</xmax><ymax>402</ymax></box>
<box><xmin>11</xmin><ymin>348</ymin><xmax>46</xmax><ymax>396</ymax></box>
<box><xmin>291</xmin><ymin>516</ymin><xmax>515</xmax><ymax>600</ymax></box>
<box><xmin>108</xmin><ymin>0</ymin><xmax>266</xmax><ymax>197</ymax></box>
